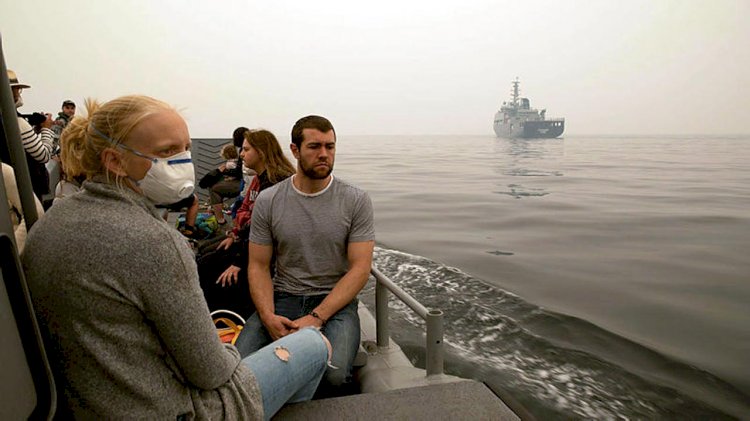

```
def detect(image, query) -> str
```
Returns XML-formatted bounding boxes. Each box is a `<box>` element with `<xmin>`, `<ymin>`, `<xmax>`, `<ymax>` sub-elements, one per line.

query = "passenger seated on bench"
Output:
<box><xmin>3</xmin><ymin>162</ymin><xmax>44</xmax><ymax>252</ymax></box>
<box><xmin>21</xmin><ymin>95</ymin><xmax>331</xmax><ymax>420</ymax></box>
<box><xmin>196</xmin><ymin>129</ymin><xmax>294</xmax><ymax>318</ymax></box>
<box><xmin>229</xmin><ymin>126</ymin><xmax>252</xmax><ymax>218</ymax></box>
<box><xmin>208</xmin><ymin>143</ymin><xmax>242</xmax><ymax>225</ymax></box>
<box><xmin>221</xmin><ymin>143</ymin><xmax>239</xmax><ymax>172</ymax></box>
<box><xmin>234</xmin><ymin>115</ymin><xmax>375</xmax><ymax>397</ymax></box>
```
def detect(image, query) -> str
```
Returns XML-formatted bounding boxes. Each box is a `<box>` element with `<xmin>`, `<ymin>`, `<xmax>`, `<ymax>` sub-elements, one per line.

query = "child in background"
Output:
<box><xmin>207</xmin><ymin>144</ymin><xmax>242</xmax><ymax>224</ymax></box>
<box><xmin>221</xmin><ymin>144</ymin><xmax>238</xmax><ymax>171</ymax></box>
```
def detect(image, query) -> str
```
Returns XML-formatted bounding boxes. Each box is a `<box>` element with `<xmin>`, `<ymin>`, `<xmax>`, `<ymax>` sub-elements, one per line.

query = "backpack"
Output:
<box><xmin>176</xmin><ymin>212</ymin><xmax>220</xmax><ymax>238</ymax></box>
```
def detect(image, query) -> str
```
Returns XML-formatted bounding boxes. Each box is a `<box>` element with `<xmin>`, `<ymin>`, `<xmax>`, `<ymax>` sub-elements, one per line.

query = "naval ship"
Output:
<box><xmin>494</xmin><ymin>78</ymin><xmax>565</xmax><ymax>138</ymax></box>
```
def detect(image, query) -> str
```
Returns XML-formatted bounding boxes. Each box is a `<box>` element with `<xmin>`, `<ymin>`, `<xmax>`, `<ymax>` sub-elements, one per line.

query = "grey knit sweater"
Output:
<box><xmin>22</xmin><ymin>179</ymin><xmax>262</xmax><ymax>420</ymax></box>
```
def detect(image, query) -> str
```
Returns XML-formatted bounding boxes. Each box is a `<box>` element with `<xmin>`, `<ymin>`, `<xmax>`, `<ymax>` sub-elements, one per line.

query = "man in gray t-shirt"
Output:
<box><xmin>235</xmin><ymin>115</ymin><xmax>375</xmax><ymax>394</ymax></box>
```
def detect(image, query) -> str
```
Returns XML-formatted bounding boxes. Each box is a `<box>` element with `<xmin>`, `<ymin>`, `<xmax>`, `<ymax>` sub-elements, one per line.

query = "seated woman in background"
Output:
<box><xmin>21</xmin><ymin>95</ymin><xmax>330</xmax><ymax>420</ymax></box>
<box><xmin>197</xmin><ymin>129</ymin><xmax>295</xmax><ymax>317</ymax></box>
<box><xmin>208</xmin><ymin>142</ymin><xmax>242</xmax><ymax>224</ymax></box>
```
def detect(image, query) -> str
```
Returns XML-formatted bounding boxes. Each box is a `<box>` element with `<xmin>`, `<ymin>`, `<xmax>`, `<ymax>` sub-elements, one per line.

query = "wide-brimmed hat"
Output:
<box><xmin>7</xmin><ymin>70</ymin><xmax>31</xmax><ymax>89</ymax></box>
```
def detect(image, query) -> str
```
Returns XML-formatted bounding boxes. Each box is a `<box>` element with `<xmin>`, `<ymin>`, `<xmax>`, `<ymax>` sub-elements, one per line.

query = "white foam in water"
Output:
<box><xmin>370</xmin><ymin>246</ymin><xmax>742</xmax><ymax>418</ymax></box>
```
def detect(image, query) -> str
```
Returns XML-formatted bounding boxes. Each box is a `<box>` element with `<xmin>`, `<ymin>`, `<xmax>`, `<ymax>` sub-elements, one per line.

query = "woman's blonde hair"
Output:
<box><xmin>60</xmin><ymin>95</ymin><xmax>175</xmax><ymax>182</ymax></box>
<box><xmin>220</xmin><ymin>143</ymin><xmax>239</xmax><ymax>160</ymax></box>
<box><xmin>244</xmin><ymin>129</ymin><xmax>295</xmax><ymax>183</ymax></box>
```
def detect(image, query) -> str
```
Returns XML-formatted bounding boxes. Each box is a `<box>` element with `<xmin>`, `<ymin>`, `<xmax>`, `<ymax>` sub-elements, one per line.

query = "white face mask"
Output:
<box><xmin>137</xmin><ymin>150</ymin><xmax>195</xmax><ymax>205</ymax></box>
<box><xmin>90</xmin><ymin>123</ymin><xmax>195</xmax><ymax>205</ymax></box>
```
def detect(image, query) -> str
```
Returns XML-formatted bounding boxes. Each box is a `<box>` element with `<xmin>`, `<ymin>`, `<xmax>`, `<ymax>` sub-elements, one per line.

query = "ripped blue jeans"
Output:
<box><xmin>236</xmin><ymin>294</ymin><xmax>361</xmax><ymax>388</ymax></box>
<box><xmin>241</xmin><ymin>327</ymin><xmax>328</xmax><ymax>420</ymax></box>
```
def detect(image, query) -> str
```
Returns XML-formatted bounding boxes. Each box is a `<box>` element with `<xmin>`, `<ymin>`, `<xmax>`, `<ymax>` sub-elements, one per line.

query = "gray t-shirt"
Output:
<box><xmin>250</xmin><ymin>175</ymin><xmax>375</xmax><ymax>295</ymax></box>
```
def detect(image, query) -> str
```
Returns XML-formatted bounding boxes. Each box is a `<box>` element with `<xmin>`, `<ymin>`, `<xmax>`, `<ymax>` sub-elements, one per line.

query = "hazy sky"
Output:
<box><xmin>2</xmin><ymin>0</ymin><xmax>748</xmax><ymax>137</ymax></box>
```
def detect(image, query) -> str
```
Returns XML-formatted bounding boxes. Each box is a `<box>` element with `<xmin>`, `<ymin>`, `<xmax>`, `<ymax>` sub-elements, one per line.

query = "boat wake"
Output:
<box><xmin>362</xmin><ymin>247</ymin><xmax>750</xmax><ymax>419</ymax></box>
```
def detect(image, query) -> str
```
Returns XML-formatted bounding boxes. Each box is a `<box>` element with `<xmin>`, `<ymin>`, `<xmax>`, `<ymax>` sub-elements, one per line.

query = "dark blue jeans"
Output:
<box><xmin>235</xmin><ymin>293</ymin><xmax>360</xmax><ymax>388</ymax></box>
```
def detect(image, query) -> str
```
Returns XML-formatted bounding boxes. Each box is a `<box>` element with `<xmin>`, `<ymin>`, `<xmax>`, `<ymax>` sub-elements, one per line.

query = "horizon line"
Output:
<box><xmin>190</xmin><ymin>133</ymin><xmax>750</xmax><ymax>139</ymax></box>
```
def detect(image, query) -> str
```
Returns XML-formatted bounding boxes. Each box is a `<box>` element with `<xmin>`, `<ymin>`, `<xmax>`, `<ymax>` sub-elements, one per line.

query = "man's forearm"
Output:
<box><xmin>313</xmin><ymin>264</ymin><xmax>370</xmax><ymax>322</ymax></box>
<box><xmin>248</xmin><ymin>266</ymin><xmax>275</xmax><ymax>320</ymax></box>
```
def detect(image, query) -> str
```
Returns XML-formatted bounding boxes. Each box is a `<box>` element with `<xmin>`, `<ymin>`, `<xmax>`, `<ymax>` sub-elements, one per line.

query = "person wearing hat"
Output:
<box><xmin>52</xmin><ymin>99</ymin><xmax>76</xmax><ymax>140</ymax></box>
<box><xmin>8</xmin><ymin>69</ymin><xmax>55</xmax><ymax>200</ymax></box>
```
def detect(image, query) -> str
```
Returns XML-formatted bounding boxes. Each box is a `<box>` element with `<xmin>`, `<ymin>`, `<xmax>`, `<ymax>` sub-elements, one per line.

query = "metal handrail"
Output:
<box><xmin>0</xmin><ymin>35</ymin><xmax>40</xmax><ymax>230</ymax></box>
<box><xmin>370</xmin><ymin>265</ymin><xmax>444</xmax><ymax>376</ymax></box>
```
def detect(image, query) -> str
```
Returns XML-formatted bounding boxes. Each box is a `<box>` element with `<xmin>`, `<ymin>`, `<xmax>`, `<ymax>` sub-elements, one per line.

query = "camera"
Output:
<box><xmin>19</xmin><ymin>112</ymin><xmax>48</xmax><ymax>127</ymax></box>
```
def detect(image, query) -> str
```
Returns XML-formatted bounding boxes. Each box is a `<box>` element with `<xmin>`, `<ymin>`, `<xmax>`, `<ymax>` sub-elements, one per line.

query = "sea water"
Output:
<box><xmin>333</xmin><ymin>135</ymin><xmax>750</xmax><ymax>419</ymax></box>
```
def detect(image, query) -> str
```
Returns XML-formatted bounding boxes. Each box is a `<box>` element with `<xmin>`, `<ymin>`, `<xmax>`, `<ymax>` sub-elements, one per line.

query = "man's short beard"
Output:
<box><xmin>300</xmin><ymin>160</ymin><xmax>333</xmax><ymax>179</ymax></box>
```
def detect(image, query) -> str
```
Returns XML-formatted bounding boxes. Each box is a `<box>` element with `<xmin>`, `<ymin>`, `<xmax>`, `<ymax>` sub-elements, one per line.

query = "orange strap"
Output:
<box><xmin>214</xmin><ymin>317</ymin><xmax>244</xmax><ymax>345</ymax></box>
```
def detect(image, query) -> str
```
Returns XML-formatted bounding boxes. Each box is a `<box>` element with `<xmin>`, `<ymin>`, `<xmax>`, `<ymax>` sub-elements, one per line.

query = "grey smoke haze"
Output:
<box><xmin>2</xmin><ymin>0</ymin><xmax>748</xmax><ymax>137</ymax></box>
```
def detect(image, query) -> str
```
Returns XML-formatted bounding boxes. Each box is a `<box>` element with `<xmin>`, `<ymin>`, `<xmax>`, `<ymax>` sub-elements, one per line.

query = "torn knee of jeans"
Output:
<box><xmin>274</xmin><ymin>346</ymin><xmax>290</xmax><ymax>362</ymax></box>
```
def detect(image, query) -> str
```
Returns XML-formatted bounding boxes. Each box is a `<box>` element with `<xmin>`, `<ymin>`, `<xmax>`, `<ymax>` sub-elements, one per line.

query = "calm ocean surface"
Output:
<box><xmin>332</xmin><ymin>134</ymin><xmax>750</xmax><ymax>419</ymax></box>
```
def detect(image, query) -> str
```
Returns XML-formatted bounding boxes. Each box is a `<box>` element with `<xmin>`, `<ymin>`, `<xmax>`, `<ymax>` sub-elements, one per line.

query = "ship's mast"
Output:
<box><xmin>511</xmin><ymin>77</ymin><xmax>520</xmax><ymax>106</ymax></box>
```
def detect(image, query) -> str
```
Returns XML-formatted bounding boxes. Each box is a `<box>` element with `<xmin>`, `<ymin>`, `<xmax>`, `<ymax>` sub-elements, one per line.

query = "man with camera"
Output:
<box><xmin>8</xmin><ymin>70</ymin><xmax>55</xmax><ymax>200</ymax></box>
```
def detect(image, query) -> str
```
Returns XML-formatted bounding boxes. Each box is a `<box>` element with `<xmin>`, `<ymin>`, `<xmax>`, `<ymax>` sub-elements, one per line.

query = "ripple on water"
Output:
<box><xmin>364</xmin><ymin>247</ymin><xmax>748</xmax><ymax>419</ymax></box>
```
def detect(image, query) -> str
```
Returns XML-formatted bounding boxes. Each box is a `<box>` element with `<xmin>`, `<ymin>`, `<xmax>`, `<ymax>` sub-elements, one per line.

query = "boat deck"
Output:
<box><xmin>273</xmin><ymin>303</ymin><xmax>523</xmax><ymax>420</ymax></box>
<box><xmin>275</xmin><ymin>380</ymin><xmax>520</xmax><ymax>420</ymax></box>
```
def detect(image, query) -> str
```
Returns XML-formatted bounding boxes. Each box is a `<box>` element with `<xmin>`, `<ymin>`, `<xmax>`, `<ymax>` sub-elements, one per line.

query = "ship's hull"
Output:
<box><xmin>494</xmin><ymin>118</ymin><xmax>565</xmax><ymax>139</ymax></box>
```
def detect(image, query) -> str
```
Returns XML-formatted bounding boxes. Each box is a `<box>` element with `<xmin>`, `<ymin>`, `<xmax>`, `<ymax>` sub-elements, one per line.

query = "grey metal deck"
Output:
<box><xmin>274</xmin><ymin>380</ymin><xmax>520</xmax><ymax>420</ymax></box>
<box><xmin>270</xmin><ymin>303</ymin><xmax>523</xmax><ymax>420</ymax></box>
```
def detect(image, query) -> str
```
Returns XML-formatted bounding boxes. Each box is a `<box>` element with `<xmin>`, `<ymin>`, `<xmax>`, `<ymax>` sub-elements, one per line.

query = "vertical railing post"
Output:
<box><xmin>425</xmin><ymin>309</ymin><xmax>444</xmax><ymax>376</ymax></box>
<box><xmin>375</xmin><ymin>279</ymin><xmax>389</xmax><ymax>348</ymax></box>
<box><xmin>371</xmin><ymin>266</ymin><xmax>446</xmax><ymax>376</ymax></box>
<box><xmin>0</xmin><ymin>34</ymin><xmax>39</xmax><ymax>229</ymax></box>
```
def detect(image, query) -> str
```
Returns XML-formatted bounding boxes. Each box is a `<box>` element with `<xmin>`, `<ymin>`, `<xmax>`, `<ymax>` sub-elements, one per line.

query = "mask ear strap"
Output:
<box><xmin>90</xmin><ymin>123</ymin><xmax>157</xmax><ymax>163</ymax></box>
<box><xmin>89</xmin><ymin>122</ymin><xmax>117</xmax><ymax>146</ymax></box>
<box><xmin>91</xmin><ymin>123</ymin><xmax>146</xmax><ymax>185</ymax></box>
